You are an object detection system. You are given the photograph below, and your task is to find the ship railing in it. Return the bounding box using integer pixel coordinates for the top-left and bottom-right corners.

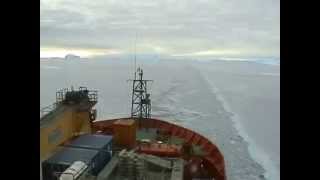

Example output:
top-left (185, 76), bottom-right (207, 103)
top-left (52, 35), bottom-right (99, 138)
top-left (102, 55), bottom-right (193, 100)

top-left (40, 102), bottom-right (58, 119)
top-left (56, 87), bottom-right (98, 104)
top-left (56, 88), bottom-right (69, 103)
top-left (41, 87), bottom-right (98, 120)
top-left (88, 90), bottom-right (98, 103)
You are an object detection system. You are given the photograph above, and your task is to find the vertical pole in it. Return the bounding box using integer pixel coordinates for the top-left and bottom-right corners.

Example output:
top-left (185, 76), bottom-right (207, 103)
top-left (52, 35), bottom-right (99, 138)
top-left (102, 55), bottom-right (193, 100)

top-left (134, 33), bottom-right (137, 80)
top-left (139, 69), bottom-right (143, 120)
top-left (131, 80), bottom-right (135, 118)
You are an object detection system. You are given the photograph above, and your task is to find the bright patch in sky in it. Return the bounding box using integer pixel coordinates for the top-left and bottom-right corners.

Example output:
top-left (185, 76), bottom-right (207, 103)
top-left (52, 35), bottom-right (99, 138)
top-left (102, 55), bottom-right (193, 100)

top-left (40, 47), bottom-right (122, 58)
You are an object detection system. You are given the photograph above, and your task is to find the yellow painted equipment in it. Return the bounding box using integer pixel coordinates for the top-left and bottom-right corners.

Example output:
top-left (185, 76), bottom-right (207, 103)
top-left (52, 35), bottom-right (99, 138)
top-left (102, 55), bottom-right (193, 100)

top-left (40, 106), bottom-right (92, 160)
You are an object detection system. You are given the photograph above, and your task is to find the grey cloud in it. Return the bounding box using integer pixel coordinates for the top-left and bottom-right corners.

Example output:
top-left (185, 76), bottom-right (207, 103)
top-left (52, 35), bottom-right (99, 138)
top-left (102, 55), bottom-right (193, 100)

top-left (40, 0), bottom-right (279, 58)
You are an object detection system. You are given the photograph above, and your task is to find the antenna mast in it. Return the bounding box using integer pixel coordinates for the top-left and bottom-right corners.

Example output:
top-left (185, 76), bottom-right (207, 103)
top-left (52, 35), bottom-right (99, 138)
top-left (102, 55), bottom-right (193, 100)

top-left (129, 68), bottom-right (153, 121)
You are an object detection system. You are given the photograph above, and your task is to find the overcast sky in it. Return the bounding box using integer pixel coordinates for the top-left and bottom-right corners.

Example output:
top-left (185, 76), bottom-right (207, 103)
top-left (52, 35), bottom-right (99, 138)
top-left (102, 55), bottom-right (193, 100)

top-left (40, 0), bottom-right (279, 59)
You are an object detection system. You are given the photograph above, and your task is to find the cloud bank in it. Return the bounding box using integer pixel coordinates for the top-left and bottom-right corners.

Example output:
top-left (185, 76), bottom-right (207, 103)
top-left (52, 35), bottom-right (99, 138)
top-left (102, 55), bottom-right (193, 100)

top-left (40, 0), bottom-right (280, 58)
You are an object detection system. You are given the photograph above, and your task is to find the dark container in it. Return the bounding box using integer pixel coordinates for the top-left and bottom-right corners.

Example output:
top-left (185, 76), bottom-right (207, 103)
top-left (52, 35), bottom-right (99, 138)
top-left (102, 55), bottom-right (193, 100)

top-left (65, 134), bottom-right (113, 152)
top-left (63, 134), bottom-right (113, 176)
top-left (42, 147), bottom-right (109, 180)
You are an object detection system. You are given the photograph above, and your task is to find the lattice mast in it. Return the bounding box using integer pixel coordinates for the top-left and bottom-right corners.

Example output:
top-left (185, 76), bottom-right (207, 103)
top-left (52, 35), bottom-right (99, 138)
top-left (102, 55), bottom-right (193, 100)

top-left (130, 67), bottom-right (152, 120)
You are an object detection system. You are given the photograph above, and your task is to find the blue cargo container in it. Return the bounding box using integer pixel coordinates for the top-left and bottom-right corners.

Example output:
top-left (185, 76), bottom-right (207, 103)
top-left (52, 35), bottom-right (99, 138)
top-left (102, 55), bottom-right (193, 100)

top-left (63, 134), bottom-right (113, 176)
top-left (42, 147), bottom-right (109, 180)
top-left (65, 134), bottom-right (113, 152)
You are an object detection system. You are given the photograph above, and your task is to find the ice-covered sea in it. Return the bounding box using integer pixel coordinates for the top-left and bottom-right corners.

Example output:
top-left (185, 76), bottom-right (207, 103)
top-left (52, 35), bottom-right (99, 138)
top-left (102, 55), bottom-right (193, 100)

top-left (40, 58), bottom-right (280, 180)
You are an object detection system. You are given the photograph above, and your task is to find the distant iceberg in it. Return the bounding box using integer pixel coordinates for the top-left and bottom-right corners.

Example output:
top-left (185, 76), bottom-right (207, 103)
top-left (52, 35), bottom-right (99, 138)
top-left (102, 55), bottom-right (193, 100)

top-left (65, 54), bottom-right (80, 60)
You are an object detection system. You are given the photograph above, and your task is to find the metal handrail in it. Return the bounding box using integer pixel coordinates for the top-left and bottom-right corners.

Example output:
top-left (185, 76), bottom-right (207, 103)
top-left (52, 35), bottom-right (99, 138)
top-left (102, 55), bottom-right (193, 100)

top-left (41, 87), bottom-right (98, 120)
top-left (40, 102), bottom-right (58, 119)
top-left (88, 90), bottom-right (98, 102)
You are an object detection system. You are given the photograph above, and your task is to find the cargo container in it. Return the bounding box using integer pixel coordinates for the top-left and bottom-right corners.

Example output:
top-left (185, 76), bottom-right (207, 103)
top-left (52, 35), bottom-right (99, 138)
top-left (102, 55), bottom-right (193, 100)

top-left (113, 119), bottom-right (136, 148)
top-left (42, 147), bottom-right (110, 180)
top-left (65, 134), bottom-right (112, 152)
top-left (63, 134), bottom-right (113, 173)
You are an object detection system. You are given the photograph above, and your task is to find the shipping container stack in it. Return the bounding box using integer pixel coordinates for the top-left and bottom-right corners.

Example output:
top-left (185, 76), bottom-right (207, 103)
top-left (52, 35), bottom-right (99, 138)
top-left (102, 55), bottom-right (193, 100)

top-left (42, 134), bottom-right (113, 180)
top-left (64, 134), bottom-right (113, 175)
top-left (42, 147), bottom-right (100, 180)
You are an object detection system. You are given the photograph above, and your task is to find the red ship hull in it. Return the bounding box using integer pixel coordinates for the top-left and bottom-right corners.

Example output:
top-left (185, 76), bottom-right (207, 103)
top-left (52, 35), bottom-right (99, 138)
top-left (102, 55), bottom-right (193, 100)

top-left (92, 118), bottom-right (226, 180)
